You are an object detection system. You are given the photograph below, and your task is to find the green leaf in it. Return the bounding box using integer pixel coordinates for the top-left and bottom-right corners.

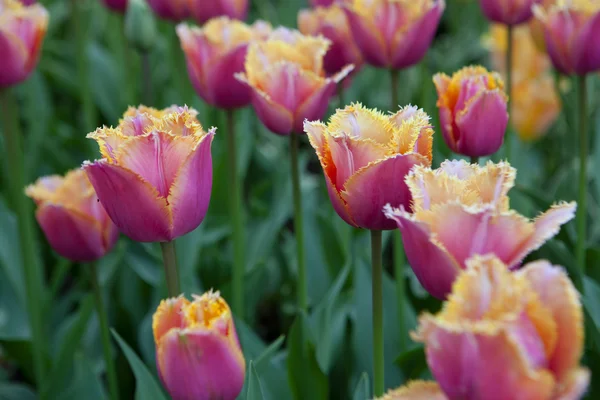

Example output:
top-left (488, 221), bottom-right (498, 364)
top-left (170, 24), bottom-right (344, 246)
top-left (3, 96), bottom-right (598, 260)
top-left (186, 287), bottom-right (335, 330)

top-left (60, 354), bottom-right (106, 400)
top-left (394, 346), bottom-right (429, 381)
top-left (112, 329), bottom-right (167, 400)
top-left (254, 335), bottom-right (285, 367)
top-left (352, 373), bottom-right (370, 400)
top-left (245, 361), bottom-right (266, 400)
top-left (0, 383), bottom-right (37, 400)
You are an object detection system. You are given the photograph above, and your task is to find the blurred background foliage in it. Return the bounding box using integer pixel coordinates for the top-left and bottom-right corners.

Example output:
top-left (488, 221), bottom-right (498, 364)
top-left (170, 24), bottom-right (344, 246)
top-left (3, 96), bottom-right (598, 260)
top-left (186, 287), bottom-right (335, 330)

top-left (1, 0), bottom-right (600, 399)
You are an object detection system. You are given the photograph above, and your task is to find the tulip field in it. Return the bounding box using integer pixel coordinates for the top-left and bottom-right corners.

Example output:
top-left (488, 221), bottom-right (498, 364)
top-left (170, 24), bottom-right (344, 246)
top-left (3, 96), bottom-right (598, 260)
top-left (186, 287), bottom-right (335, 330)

top-left (2, 0), bottom-right (600, 399)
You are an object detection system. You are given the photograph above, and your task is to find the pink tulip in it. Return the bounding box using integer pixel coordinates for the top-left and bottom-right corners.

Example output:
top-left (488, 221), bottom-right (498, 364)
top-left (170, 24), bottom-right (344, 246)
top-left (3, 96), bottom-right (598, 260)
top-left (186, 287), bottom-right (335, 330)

top-left (376, 381), bottom-right (447, 399)
top-left (148, 0), bottom-right (187, 21)
top-left (0, 0), bottom-right (48, 88)
top-left (433, 65), bottom-right (508, 157)
top-left (384, 160), bottom-right (576, 299)
top-left (480, 0), bottom-right (542, 25)
top-left (533, 1), bottom-right (600, 75)
top-left (309, 0), bottom-right (352, 8)
top-left (25, 169), bottom-right (119, 262)
top-left (84, 106), bottom-right (215, 243)
top-left (101, 0), bottom-right (127, 13)
top-left (177, 18), bottom-right (271, 109)
top-left (414, 255), bottom-right (590, 400)
top-left (343, 0), bottom-right (444, 69)
top-left (305, 104), bottom-right (433, 230)
top-left (189, 0), bottom-right (247, 24)
top-left (153, 291), bottom-right (245, 400)
top-left (236, 27), bottom-right (353, 135)
top-left (18, 0), bottom-right (35, 5)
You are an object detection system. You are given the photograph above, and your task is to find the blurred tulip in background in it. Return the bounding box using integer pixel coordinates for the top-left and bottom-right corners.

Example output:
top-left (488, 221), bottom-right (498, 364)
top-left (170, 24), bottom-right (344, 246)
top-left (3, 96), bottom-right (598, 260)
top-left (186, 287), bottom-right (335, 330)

top-left (148, 0), bottom-right (188, 21)
top-left (480, 0), bottom-right (542, 25)
top-left (376, 381), bottom-right (447, 399)
top-left (190, 0), bottom-right (247, 24)
top-left (101, 0), bottom-right (127, 13)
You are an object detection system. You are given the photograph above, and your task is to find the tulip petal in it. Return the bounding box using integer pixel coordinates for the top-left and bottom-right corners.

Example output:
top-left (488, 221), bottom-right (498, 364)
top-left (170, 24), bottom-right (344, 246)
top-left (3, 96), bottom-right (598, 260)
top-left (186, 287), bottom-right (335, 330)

top-left (84, 161), bottom-right (172, 242)
top-left (543, 12), bottom-right (578, 74)
top-left (343, 7), bottom-right (389, 67)
top-left (0, 30), bottom-right (28, 87)
top-left (205, 45), bottom-right (252, 109)
top-left (554, 368), bottom-right (591, 400)
top-left (573, 12), bottom-right (600, 74)
top-left (153, 296), bottom-right (190, 344)
top-left (379, 381), bottom-right (447, 400)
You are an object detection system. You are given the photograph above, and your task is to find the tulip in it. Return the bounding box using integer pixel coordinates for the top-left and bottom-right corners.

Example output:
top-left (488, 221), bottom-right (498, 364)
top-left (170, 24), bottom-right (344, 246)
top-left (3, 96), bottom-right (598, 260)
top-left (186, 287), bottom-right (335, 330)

top-left (343, 0), bottom-right (444, 69)
top-left (384, 160), bottom-right (576, 299)
top-left (101, 0), bottom-right (127, 13)
top-left (25, 169), bottom-right (119, 262)
top-left (153, 291), bottom-right (245, 400)
top-left (177, 18), bottom-right (271, 109)
top-left (528, 0), bottom-right (553, 50)
top-left (533, 0), bottom-right (600, 75)
top-left (236, 27), bottom-right (353, 135)
top-left (310, 0), bottom-right (349, 6)
top-left (298, 4), bottom-right (363, 76)
top-left (0, 0), bottom-right (48, 89)
top-left (480, 0), bottom-right (542, 25)
top-left (147, 0), bottom-right (187, 21)
top-left (433, 66), bottom-right (508, 157)
top-left (305, 103), bottom-right (433, 230)
top-left (377, 381), bottom-right (447, 400)
top-left (189, 0), bottom-right (247, 24)
top-left (84, 105), bottom-right (215, 243)
top-left (414, 255), bottom-right (590, 400)
top-left (19, 0), bottom-right (35, 4)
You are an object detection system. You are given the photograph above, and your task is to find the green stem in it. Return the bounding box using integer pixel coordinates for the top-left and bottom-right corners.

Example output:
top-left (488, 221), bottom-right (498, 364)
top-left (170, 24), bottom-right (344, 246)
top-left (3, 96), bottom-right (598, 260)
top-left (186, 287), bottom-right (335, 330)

top-left (470, 156), bottom-right (479, 165)
top-left (160, 241), bottom-right (180, 296)
top-left (370, 230), bottom-right (384, 396)
top-left (290, 134), bottom-right (307, 312)
top-left (390, 69), bottom-right (399, 107)
top-left (337, 83), bottom-right (345, 108)
top-left (90, 262), bottom-right (119, 400)
top-left (142, 52), bottom-right (153, 105)
top-left (72, 0), bottom-right (96, 133)
top-left (0, 88), bottom-right (47, 389)
top-left (505, 25), bottom-right (513, 161)
top-left (227, 110), bottom-right (245, 318)
top-left (576, 74), bottom-right (587, 291)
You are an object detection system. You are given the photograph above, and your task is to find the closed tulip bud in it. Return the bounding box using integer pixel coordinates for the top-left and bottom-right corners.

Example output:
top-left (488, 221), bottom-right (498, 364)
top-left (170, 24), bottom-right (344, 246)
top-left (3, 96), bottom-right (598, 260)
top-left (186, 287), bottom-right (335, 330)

top-left (384, 160), bottom-right (576, 299)
top-left (153, 291), bottom-right (245, 400)
top-left (125, 0), bottom-right (157, 53)
top-left (101, 0), bottom-right (128, 13)
top-left (480, 0), bottom-right (542, 25)
top-left (414, 255), bottom-right (590, 400)
top-left (25, 169), bottom-right (119, 262)
top-left (433, 66), bottom-right (508, 157)
top-left (0, 0), bottom-right (48, 89)
top-left (305, 103), bottom-right (433, 230)
top-left (298, 5), bottom-right (363, 76)
top-left (343, 0), bottom-right (444, 69)
top-left (147, 0), bottom-right (187, 21)
top-left (533, 0), bottom-right (600, 75)
top-left (177, 18), bottom-right (271, 109)
top-left (84, 106), bottom-right (215, 243)
top-left (190, 0), bottom-right (247, 24)
top-left (377, 381), bottom-right (447, 400)
top-left (236, 28), bottom-right (353, 135)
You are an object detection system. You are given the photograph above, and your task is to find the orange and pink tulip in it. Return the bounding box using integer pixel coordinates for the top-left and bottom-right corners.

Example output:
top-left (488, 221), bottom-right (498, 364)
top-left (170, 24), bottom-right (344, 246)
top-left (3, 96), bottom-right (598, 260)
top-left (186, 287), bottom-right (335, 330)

top-left (434, 66), bottom-right (508, 157)
top-left (189, 0), bottom-right (247, 24)
top-left (177, 18), bottom-right (271, 110)
top-left (343, 0), bottom-right (445, 69)
top-left (25, 169), bottom-right (119, 262)
top-left (153, 291), bottom-right (245, 400)
top-left (384, 160), bottom-right (576, 299)
top-left (305, 103), bottom-right (433, 230)
top-left (480, 0), bottom-right (542, 25)
top-left (414, 255), bottom-right (590, 400)
top-left (236, 28), bottom-right (353, 135)
top-left (84, 106), bottom-right (215, 243)
top-left (0, 0), bottom-right (48, 88)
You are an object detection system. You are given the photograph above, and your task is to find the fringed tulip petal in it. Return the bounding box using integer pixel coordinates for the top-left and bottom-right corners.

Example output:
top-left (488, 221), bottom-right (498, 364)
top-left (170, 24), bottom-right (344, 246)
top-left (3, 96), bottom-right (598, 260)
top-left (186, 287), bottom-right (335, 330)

top-left (377, 381), bottom-right (448, 400)
top-left (554, 368), bottom-right (591, 400)
top-left (152, 296), bottom-right (190, 343)
top-left (343, 7), bottom-right (388, 67)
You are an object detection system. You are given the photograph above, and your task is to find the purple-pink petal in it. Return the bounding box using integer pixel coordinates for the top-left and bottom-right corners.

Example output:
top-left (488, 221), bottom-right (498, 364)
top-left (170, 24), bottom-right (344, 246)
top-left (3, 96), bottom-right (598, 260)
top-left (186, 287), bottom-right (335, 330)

top-left (204, 45), bottom-right (252, 109)
top-left (249, 89), bottom-right (295, 135)
top-left (573, 12), bottom-right (600, 75)
top-left (343, 7), bottom-right (389, 67)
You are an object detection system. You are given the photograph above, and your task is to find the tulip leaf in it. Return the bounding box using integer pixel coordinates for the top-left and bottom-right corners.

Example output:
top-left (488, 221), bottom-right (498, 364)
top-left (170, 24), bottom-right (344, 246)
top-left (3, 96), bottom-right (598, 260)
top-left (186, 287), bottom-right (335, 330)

top-left (60, 354), bottom-right (106, 400)
top-left (245, 361), bottom-right (266, 400)
top-left (112, 329), bottom-right (168, 400)
top-left (393, 345), bottom-right (429, 381)
top-left (254, 335), bottom-right (285, 367)
top-left (0, 383), bottom-right (36, 400)
top-left (352, 372), bottom-right (370, 400)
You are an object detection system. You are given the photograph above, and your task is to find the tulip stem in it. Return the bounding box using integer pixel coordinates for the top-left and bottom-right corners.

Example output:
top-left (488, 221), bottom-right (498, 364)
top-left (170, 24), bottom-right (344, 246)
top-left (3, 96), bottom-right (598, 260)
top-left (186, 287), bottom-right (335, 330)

top-left (227, 110), bottom-right (245, 319)
top-left (371, 230), bottom-right (384, 396)
top-left (470, 156), bottom-right (479, 165)
top-left (0, 88), bottom-right (47, 389)
top-left (290, 134), bottom-right (307, 312)
top-left (142, 52), bottom-right (153, 105)
top-left (160, 241), bottom-right (180, 296)
top-left (576, 74), bottom-right (587, 290)
top-left (72, 0), bottom-right (96, 133)
top-left (505, 25), bottom-right (513, 162)
top-left (90, 262), bottom-right (120, 400)
top-left (337, 83), bottom-right (345, 108)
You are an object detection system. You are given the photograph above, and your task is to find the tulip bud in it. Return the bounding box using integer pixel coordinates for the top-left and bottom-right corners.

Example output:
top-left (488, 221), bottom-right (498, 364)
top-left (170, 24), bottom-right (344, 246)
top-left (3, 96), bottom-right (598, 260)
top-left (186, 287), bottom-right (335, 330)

top-left (189, 0), bottom-right (247, 24)
top-left (101, 0), bottom-right (127, 13)
top-left (153, 291), bottom-right (245, 400)
top-left (479, 0), bottom-right (542, 25)
top-left (147, 0), bottom-right (188, 21)
top-left (433, 65), bottom-right (508, 157)
top-left (125, 0), bottom-right (157, 53)
top-left (384, 160), bottom-right (576, 299)
top-left (25, 169), bottom-right (119, 262)
top-left (84, 106), bottom-right (215, 243)
top-left (0, 0), bottom-right (48, 89)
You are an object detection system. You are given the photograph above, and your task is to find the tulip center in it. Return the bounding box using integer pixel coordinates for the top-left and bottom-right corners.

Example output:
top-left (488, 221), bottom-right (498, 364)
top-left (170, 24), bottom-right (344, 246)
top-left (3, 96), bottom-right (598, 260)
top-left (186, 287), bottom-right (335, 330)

top-left (186, 292), bottom-right (229, 328)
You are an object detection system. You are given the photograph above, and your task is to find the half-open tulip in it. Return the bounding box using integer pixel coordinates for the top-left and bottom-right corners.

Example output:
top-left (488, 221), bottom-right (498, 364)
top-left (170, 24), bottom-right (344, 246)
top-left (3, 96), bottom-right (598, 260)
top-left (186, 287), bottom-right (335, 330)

top-left (189, 0), bottom-right (247, 24)
top-left (177, 18), bottom-right (271, 109)
top-left (148, 0), bottom-right (187, 21)
top-left (414, 255), bottom-right (590, 400)
top-left (480, 0), bottom-right (542, 25)
top-left (84, 106), bottom-right (215, 243)
top-left (305, 103), bottom-right (433, 230)
top-left (433, 66), bottom-right (508, 157)
top-left (0, 0), bottom-right (48, 88)
top-left (377, 381), bottom-right (447, 400)
top-left (236, 27), bottom-right (353, 135)
top-left (343, 0), bottom-right (444, 69)
top-left (533, 0), bottom-right (600, 75)
top-left (153, 291), bottom-right (245, 400)
top-left (25, 169), bottom-right (119, 262)
top-left (101, 0), bottom-right (127, 13)
top-left (384, 160), bottom-right (576, 299)
top-left (298, 4), bottom-right (363, 76)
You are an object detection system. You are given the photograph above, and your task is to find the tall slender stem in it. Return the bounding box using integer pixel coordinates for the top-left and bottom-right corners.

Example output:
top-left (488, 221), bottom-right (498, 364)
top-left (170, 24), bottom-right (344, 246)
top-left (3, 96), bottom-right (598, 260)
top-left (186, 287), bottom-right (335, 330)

top-left (290, 134), bottom-right (307, 311)
top-left (337, 83), bottom-right (345, 108)
top-left (505, 25), bottom-right (513, 161)
top-left (72, 0), bottom-right (96, 133)
top-left (227, 110), bottom-right (245, 318)
top-left (0, 88), bottom-right (47, 388)
top-left (470, 156), bottom-right (479, 165)
top-left (90, 262), bottom-right (120, 400)
top-left (142, 52), bottom-right (153, 105)
top-left (160, 241), bottom-right (180, 296)
top-left (370, 230), bottom-right (384, 396)
top-left (576, 74), bottom-right (587, 290)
